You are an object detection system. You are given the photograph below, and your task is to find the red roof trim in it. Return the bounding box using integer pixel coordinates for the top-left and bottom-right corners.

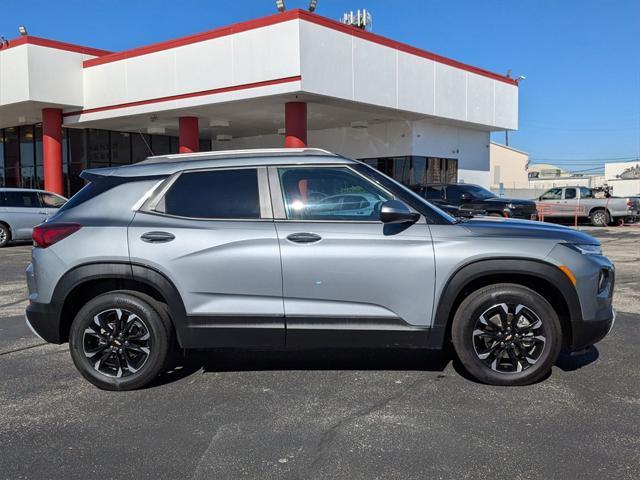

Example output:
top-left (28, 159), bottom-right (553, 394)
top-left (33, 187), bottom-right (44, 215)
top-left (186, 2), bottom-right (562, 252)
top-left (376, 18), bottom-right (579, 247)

top-left (83, 10), bottom-right (300, 68)
top-left (297, 11), bottom-right (518, 86)
top-left (81, 9), bottom-right (516, 86)
top-left (0, 35), bottom-right (112, 57)
top-left (62, 75), bottom-right (302, 118)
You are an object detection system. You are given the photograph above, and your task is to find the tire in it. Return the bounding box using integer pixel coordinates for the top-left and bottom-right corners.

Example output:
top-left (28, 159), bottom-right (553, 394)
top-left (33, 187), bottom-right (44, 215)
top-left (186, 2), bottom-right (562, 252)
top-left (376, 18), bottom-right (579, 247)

top-left (451, 283), bottom-right (562, 386)
top-left (589, 209), bottom-right (609, 227)
top-left (0, 224), bottom-right (10, 248)
top-left (69, 291), bottom-right (173, 390)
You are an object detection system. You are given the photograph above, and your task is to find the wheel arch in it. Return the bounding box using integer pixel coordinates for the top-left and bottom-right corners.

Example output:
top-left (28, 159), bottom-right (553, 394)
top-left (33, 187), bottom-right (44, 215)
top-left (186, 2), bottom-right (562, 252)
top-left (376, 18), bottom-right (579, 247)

top-left (52, 262), bottom-right (187, 345)
top-left (588, 206), bottom-right (612, 217)
top-left (427, 258), bottom-right (582, 350)
top-left (0, 220), bottom-right (12, 235)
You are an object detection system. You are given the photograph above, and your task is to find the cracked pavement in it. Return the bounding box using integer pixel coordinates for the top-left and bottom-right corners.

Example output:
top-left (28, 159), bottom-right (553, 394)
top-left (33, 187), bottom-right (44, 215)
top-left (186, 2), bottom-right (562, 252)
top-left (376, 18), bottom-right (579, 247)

top-left (0, 227), bottom-right (638, 479)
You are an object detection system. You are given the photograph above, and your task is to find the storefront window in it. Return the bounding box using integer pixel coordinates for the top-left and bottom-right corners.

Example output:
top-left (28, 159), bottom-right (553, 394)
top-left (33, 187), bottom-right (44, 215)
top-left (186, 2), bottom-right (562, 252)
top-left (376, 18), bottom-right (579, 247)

top-left (110, 131), bottom-right (131, 165)
top-left (199, 138), bottom-right (212, 152)
top-left (3, 128), bottom-right (20, 187)
top-left (68, 128), bottom-right (87, 195)
top-left (132, 133), bottom-right (152, 163)
top-left (35, 125), bottom-right (44, 190)
top-left (0, 130), bottom-right (4, 187)
top-left (361, 155), bottom-right (458, 186)
top-left (151, 135), bottom-right (171, 156)
top-left (87, 129), bottom-right (110, 168)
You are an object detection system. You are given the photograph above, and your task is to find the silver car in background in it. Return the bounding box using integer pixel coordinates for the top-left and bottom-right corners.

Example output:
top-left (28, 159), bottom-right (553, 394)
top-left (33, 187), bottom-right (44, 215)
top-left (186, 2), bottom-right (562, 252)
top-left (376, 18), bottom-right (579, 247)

top-left (0, 188), bottom-right (67, 247)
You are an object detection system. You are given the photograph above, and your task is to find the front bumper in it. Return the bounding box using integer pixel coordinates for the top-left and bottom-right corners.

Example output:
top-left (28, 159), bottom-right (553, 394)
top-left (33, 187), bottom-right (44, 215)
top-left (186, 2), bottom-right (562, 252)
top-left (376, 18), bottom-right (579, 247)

top-left (25, 301), bottom-right (64, 344)
top-left (569, 305), bottom-right (615, 351)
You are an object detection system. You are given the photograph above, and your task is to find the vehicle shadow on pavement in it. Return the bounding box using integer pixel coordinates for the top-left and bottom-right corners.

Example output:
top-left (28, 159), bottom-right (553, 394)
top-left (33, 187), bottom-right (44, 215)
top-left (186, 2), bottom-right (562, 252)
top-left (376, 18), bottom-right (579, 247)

top-left (555, 346), bottom-right (600, 372)
top-left (447, 346), bottom-right (600, 385)
top-left (152, 348), bottom-right (453, 388)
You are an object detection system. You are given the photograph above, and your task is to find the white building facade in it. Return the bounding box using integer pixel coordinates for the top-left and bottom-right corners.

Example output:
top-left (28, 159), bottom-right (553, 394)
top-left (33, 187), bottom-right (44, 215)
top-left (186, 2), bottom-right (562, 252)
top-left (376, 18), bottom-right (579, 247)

top-left (0, 9), bottom-right (518, 196)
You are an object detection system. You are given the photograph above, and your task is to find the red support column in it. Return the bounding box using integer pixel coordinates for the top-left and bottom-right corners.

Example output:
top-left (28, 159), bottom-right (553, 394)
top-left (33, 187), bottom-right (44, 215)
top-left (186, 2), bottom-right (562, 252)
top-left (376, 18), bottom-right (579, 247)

top-left (42, 108), bottom-right (64, 195)
top-left (284, 102), bottom-right (307, 148)
top-left (178, 116), bottom-right (199, 153)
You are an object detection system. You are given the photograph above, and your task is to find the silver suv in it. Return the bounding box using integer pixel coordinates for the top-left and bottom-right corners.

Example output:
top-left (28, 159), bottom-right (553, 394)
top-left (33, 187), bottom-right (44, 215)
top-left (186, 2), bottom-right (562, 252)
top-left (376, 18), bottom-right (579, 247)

top-left (0, 188), bottom-right (67, 247)
top-left (24, 149), bottom-right (615, 390)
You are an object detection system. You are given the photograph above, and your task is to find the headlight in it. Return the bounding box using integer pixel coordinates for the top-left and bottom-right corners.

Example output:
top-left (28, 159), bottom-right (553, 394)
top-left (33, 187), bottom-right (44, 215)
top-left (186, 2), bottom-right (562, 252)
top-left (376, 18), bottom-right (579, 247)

top-left (506, 203), bottom-right (515, 209)
top-left (564, 243), bottom-right (602, 255)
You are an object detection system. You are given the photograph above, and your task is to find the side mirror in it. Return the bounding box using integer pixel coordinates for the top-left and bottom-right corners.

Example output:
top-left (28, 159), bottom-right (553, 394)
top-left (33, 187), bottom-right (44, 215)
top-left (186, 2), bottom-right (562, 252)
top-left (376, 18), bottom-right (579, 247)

top-left (380, 200), bottom-right (420, 224)
top-left (460, 193), bottom-right (472, 201)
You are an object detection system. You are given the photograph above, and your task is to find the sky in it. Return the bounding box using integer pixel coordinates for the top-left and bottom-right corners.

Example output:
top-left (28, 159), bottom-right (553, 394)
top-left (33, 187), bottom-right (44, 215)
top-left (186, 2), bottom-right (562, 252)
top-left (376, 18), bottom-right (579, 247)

top-left (1, 0), bottom-right (639, 172)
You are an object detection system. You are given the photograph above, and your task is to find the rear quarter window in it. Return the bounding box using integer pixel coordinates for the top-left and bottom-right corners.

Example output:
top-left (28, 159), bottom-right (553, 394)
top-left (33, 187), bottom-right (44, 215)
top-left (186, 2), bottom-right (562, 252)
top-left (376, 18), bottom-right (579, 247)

top-left (158, 169), bottom-right (261, 219)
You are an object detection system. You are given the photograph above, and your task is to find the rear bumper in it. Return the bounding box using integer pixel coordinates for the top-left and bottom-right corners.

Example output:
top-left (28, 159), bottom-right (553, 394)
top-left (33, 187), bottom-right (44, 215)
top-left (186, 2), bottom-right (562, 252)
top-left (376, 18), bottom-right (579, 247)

top-left (25, 301), bottom-right (63, 344)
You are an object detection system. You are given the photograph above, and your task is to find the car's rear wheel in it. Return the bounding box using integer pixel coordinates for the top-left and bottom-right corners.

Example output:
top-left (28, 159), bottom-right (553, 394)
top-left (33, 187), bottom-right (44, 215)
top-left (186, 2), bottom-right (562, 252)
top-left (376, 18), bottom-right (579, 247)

top-left (69, 291), bottom-right (173, 390)
top-left (451, 284), bottom-right (562, 386)
top-left (590, 209), bottom-right (609, 227)
top-left (0, 224), bottom-right (10, 248)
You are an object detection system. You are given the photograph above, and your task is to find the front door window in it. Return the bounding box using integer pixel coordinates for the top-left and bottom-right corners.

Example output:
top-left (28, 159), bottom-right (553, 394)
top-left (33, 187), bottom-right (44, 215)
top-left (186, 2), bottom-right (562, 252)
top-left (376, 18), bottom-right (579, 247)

top-left (278, 167), bottom-right (392, 221)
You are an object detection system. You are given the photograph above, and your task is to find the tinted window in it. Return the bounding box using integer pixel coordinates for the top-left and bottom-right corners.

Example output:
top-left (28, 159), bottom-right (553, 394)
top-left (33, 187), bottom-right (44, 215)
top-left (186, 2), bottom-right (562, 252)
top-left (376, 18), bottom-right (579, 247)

top-left (564, 188), bottom-right (577, 200)
top-left (278, 167), bottom-right (391, 221)
top-left (40, 192), bottom-right (66, 208)
top-left (162, 169), bottom-right (260, 219)
top-left (4, 191), bottom-right (41, 208)
top-left (445, 185), bottom-right (464, 202)
top-left (424, 186), bottom-right (444, 199)
top-left (541, 188), bottom-right (562, 200)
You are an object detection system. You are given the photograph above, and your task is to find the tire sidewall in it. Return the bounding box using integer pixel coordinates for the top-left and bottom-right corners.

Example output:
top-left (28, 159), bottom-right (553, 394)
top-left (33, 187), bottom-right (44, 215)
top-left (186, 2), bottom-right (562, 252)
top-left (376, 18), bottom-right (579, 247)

top-left (0, 224), bottom-right (10, 247)
top-left (69, 292), bottom-right (170, 391)
top-left (590, 210), bottom-right (608, 227)
top-left (452, 284), bottom-right (562, 386)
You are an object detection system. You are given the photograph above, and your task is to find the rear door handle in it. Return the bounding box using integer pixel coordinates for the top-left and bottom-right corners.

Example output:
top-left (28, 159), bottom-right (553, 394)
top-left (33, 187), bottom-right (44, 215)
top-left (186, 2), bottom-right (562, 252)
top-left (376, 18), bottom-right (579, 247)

top-left (286, 232), bottom-right (322, 244)
top-left (141, 231), bottom-right (175, 243)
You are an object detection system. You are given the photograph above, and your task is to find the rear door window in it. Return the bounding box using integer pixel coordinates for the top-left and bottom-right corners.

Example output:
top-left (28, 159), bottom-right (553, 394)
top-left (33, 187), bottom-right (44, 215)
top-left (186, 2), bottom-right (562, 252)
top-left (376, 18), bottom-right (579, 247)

top-left (4, 191), bottom-right (42, 208)
top-left (564, 188), bottom-right (577, 200)
top-left (159, 168), bottom-right (261, 219)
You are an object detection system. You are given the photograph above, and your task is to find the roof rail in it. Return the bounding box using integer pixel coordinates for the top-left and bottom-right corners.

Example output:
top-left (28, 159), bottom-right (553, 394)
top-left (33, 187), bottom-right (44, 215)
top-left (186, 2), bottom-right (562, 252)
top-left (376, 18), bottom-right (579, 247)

top-left (143, 147), bottom-right (336, 162)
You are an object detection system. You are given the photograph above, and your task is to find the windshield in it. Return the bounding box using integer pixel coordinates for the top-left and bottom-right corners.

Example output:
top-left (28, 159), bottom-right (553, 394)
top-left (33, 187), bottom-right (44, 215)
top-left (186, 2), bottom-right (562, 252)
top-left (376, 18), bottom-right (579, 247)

top-left (353, 163), bottom-right (456, 224)
top-left (461, 185), bottom-right (496, 200)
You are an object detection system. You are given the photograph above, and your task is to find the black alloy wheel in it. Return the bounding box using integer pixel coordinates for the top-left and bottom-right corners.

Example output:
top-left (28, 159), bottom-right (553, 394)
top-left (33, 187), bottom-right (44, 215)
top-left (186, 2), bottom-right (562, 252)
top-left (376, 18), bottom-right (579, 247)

top-left (452, 283), bottom-right (562, 386)
top-left (69, 291), bottom-right (173, 390)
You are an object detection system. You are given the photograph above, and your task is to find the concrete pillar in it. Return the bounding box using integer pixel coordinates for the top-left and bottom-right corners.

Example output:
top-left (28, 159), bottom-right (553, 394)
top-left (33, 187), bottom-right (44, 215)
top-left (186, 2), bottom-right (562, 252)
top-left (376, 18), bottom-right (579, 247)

top-left (284, 102), bottom-right (307, 148)
top-left (178, 116), bottom-right (199, 153)
top-left (42, 108), bottom-right (64, 195)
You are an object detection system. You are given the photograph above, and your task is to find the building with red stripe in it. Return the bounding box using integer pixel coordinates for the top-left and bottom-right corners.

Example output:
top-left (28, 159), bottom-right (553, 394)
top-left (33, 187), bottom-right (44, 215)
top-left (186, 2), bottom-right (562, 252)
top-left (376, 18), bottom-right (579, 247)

top-left (0, 9), bottom-right (518, 196)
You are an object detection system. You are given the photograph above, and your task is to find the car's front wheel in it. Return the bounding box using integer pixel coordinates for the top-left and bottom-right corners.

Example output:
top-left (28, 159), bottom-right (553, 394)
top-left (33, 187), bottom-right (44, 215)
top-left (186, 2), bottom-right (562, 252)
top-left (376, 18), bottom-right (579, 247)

top-left (451, 284), bottom-right (562, 386)
top-left (69, 291), bottom-right (173, 390)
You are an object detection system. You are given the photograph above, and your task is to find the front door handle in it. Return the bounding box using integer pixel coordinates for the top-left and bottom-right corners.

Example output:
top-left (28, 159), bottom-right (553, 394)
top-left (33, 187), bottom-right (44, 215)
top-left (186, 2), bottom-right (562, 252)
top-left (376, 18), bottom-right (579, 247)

top-left (141, 231), bottom-right (175, 243)
top-left (286, 232), bottom-right (322, 244)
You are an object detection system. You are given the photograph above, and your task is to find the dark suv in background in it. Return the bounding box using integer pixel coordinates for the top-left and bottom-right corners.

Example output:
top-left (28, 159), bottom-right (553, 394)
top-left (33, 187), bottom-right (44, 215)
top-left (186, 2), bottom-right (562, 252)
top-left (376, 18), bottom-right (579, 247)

top-left (413, 183), bottom-right (538, 219)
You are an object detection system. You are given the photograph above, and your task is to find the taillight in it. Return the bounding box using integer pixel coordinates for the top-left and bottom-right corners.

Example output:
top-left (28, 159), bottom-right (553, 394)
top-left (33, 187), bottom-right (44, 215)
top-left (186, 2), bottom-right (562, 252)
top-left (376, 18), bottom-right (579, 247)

top-left (627, 199), bottom-right (632, 208)
top-left (32, 223), bottom-right (82, 248)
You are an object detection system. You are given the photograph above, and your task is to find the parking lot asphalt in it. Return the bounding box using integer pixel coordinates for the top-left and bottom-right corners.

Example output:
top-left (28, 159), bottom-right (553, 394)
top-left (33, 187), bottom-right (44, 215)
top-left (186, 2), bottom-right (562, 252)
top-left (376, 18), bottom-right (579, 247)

top-left (1, 227), bottom-right (639, 479)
